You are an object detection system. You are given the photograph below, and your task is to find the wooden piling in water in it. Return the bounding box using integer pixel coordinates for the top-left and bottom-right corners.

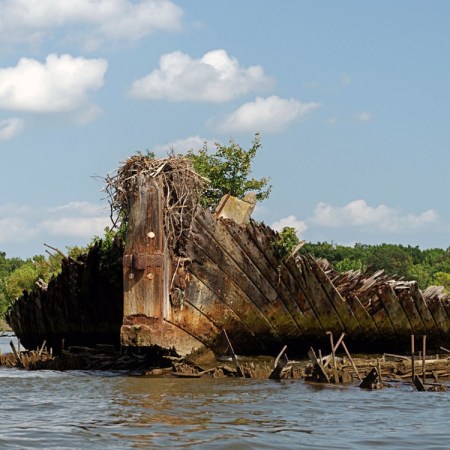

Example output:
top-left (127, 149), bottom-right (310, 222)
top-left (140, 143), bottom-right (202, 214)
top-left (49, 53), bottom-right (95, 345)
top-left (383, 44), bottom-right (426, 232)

top-left (422, 335), bottom-right (426, 385)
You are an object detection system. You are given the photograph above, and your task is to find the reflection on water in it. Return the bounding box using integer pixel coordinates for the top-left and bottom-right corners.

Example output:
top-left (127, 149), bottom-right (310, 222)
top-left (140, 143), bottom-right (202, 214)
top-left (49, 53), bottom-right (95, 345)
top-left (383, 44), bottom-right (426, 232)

top-left (0, 335), bottom-right (449, 449)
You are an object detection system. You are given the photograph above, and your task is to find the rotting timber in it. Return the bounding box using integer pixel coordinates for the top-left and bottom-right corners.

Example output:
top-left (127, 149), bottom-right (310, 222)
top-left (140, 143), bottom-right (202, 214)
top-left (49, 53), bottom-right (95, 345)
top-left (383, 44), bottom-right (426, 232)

top-left (6, 240), bottom-right (123, 353)
top-left (6, 155), bottom-right (450, 358)
top-left (111, 155), bottom-right (450, 357)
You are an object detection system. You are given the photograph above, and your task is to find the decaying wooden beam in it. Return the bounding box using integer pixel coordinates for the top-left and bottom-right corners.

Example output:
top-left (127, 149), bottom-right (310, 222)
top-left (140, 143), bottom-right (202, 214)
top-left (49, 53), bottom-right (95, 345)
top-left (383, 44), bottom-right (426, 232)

top-left (268, 345), bottom-right (289, 380)
top-left (222, 329), bottom-right (244, 378)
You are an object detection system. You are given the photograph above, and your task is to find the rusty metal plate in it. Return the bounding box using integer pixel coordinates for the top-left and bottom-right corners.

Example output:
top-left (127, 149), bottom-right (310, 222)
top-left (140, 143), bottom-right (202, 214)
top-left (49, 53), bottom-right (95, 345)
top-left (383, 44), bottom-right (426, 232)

top-left (133, 253), bottom-right (165, 270)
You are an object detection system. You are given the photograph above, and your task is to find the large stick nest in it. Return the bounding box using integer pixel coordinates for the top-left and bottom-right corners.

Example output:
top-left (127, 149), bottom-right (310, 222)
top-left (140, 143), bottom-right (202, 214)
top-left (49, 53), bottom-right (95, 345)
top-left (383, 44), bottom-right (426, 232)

top-left (103, 154), bottom-right (208, 249)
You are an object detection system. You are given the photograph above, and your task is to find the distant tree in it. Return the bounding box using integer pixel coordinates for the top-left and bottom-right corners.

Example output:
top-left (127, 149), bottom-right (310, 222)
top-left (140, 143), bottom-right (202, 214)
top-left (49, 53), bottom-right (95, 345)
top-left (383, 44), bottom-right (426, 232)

top-left (430, 272), bottom-right (450, 293)
top-left (335, 257), bottom-right (366, 272)
top-left (299, 241), bottom-right (450, 290)
top-left (364, 244), bottom-right (414, 278)
top-left (0, 252), bottom-right (25, 317)
top-left (189, 133), bottom-right (271, 208)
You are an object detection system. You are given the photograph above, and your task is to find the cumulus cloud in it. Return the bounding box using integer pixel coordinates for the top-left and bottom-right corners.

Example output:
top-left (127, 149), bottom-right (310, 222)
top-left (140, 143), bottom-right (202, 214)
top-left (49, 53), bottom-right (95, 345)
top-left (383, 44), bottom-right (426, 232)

top-left (0, 54), bottom-right (107, 120)
top-left (40, 217), bottom-right (109, 237)
top-left (327, 116), bottom-right (337, 125)
top-left (339, 73), bottom-right (351, 86)
top-left (0, 201), bottom-right (110, 244)
top-left (151, 135), bottom-right (216, 155)
top-left (311, 199), bottom-right (438, 232)
top-left (0, 217), bottom-right (38, 243)
top-left (0, 117), bottom-right (24, 140)
top-left (355, 112), bottom-right (372, 123)
top-left (217, 96), bottom-right (320, 133)
top-left (49, 201), bottom-right (107, 216)
top-left (0, 0), bottom-right (183, 48)
top-left (129, 49), bottom-right (271, 102)
top-left (272, 215), bottom-right (308, 236)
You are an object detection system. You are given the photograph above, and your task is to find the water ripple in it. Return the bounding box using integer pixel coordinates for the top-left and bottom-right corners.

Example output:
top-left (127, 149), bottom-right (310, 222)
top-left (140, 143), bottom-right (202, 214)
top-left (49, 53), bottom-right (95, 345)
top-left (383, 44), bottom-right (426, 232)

top-left (0, 366), bottom-right (448, 449)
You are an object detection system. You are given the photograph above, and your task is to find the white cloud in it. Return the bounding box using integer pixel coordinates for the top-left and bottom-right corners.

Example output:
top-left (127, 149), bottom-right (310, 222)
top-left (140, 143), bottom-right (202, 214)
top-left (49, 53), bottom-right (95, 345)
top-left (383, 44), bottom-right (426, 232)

top-left (0, 217), bottom-right (38, 243)
top-left (129, 49), bottom-right (271, 102)
top-left (311, 199), bottom-right (439, 232)
top-left (40, 217), bottom-right (109, 237)
top-left (0, 117), bottom-right (24, 140)
top-left (339, 73), bottom-right (351, 86)
top-left (0, 201), bottom-right (110, 244)
top-left (355, 111), bottom-right (372, 123)
top-left (152, 135), bottom-right (216, 155)
top-left (272, 215), bottom-right (308, 236)
top-left (327, 116), bottom-right (337, 125)
top-left (0, 0), bottom-right (183, 48)
top-left (217, 96), bottom-right (320, 133)
top-left (0, 54), bottom-right (107, 120)
top-left (49, 201), bottom-right (107, 216)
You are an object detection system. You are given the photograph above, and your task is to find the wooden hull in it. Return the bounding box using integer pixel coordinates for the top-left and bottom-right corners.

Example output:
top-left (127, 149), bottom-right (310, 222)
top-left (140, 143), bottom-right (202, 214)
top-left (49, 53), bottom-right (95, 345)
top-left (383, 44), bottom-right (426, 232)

top-left (7, 157), bottom-right (450, 357)
top-left (121, 191), bottom-right (450, 355)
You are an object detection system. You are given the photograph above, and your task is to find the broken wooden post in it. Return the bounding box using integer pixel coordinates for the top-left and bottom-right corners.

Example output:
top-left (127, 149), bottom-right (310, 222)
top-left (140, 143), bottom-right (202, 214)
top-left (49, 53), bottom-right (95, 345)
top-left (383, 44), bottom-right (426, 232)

top-left (10, 341), bottom-right (23, 368)
top-left (307, 347), bottom-right (330, 383)
top-left (422, 335), bottom-right (426, 385)
top-left (413, 375), bottom-right (426, 392)
top-left (341, 340), bottom-right (362, 381)
top-left (332, 332), bottom-right (346, 354)
top-left (38, 340), bottom-right (47, 356)
top-left (359, 368), bottom-right (383, 389)
top-left (222, 329), bottom-right (244, 378)
top-left (268, 345), bottom-right (289, 380)
top-left (411, 334), bottom-right (415, 383)
top-left (326, 331), bottom-right (339, 383)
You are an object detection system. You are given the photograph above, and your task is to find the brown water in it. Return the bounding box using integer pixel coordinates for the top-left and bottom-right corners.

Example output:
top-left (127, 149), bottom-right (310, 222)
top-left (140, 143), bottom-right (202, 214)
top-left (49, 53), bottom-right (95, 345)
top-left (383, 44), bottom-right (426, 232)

top-left (0, 336), bottom-right (449, 449)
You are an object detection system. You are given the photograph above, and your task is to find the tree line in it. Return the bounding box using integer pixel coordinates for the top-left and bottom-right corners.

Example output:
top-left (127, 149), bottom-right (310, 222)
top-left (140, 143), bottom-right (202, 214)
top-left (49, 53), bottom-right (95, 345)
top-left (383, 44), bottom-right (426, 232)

top-left (298, 241), bottom-right (450, 291)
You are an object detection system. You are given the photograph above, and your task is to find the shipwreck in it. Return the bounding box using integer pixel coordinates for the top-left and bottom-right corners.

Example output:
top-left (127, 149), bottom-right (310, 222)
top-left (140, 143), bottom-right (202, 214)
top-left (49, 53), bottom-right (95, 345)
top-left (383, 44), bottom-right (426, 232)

top-left (6, 155), bottom-right (450, 357)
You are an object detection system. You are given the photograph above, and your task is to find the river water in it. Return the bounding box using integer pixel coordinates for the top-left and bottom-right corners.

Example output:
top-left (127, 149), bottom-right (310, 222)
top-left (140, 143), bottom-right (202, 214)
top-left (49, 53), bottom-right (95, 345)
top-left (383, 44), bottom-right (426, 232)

top-left (0, 335), bottom-right (449, 449)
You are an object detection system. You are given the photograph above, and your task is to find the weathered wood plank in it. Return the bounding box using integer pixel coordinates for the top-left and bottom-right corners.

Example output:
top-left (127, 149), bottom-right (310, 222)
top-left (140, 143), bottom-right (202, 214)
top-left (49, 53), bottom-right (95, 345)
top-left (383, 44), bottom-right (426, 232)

top-left (293, 256), bottom-right (344, 333)
top-left (124, 178), bottom-right (165, 319)
top-left (191, 215), bottom-right (297, 341)
top-left (186, 238), bottom-right (280, 351)
top-left (345, 293), bottom-right (380, 339)
top-left (247, 221), bottom-right (324, 337)
top-left (365, 294), bottom-right (396, 337)
top-left (409, 284), bottom-right (441, 338)
top-left (427, 299), bottom-right (450, 338)
top-left (306, 255), bottom-right (362, 337)
top-left (377, 285), bottom-right (413, 337)
top-left (396, 287), bottom-right (427, 335)
top-left (181, 274), bottom-right (265, 353)
top-left (222, 218), bottom-right (309, 336)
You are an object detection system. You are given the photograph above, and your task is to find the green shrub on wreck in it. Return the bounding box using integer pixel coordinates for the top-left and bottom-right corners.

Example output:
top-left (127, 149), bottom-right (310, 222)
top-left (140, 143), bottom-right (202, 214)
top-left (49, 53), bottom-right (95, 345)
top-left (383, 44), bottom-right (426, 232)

top-left (188, 133), bottom-right (272, 209)
top-left (273, 227), bottom-right (300, 260)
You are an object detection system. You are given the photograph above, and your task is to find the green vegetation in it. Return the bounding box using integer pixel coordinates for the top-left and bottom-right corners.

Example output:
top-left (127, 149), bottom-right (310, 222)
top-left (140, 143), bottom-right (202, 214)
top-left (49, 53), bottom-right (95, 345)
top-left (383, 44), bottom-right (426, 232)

top-left (298, 242), bottom-right (450, 291)
top-left (188, 133), bottom-right (272, 208)
top-left (273, 227), bottom-right (300, 259)
top-left (0, 251), bottom-right (25, 319)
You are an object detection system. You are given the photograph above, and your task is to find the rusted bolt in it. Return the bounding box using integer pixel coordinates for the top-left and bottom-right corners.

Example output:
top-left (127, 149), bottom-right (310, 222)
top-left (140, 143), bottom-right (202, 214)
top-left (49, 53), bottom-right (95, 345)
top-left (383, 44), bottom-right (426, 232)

top-left (128, 272), bottom-right (135, 280)
top-left (147, 231), bottom-right (155, 239)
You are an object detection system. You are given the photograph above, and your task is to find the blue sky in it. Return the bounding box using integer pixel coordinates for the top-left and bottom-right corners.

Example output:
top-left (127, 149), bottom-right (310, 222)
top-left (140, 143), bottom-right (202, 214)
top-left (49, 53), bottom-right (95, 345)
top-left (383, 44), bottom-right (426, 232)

top-left (1, 0), bottom-right (450, 258)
